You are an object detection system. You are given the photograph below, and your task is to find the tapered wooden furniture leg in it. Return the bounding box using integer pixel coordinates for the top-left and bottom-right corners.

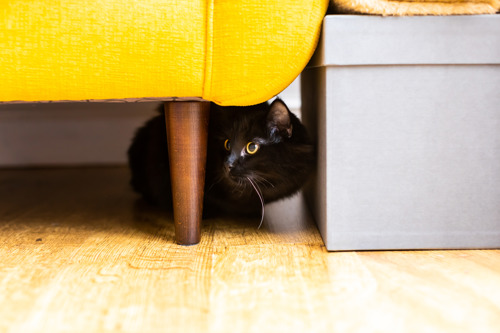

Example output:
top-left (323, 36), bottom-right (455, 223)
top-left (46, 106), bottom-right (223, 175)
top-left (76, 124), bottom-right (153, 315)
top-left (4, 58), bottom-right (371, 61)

top-left (164, 101), bottom-right (210, 245)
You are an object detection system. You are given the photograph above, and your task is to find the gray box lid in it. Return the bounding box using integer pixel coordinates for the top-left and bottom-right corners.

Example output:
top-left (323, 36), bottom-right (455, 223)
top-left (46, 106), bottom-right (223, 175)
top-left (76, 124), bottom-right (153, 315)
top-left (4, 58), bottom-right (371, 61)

top-left (310, 15), bottom-right (500, 66)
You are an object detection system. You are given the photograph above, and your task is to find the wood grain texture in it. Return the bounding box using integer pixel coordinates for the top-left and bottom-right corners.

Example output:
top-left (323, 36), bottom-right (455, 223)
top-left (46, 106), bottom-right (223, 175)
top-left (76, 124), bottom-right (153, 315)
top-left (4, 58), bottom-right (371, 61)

top-left (0, 167), bottom-right (499, 333)
top-left (164, 101), bottom-right (210, 245)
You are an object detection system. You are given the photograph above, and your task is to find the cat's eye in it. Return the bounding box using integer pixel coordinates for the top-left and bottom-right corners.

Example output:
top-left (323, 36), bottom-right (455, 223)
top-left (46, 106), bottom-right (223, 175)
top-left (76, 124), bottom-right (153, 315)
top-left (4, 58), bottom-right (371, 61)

top-left (246, 142), bottom-right (260, 155)
top-left (224, 139), bottom-right (231, 151)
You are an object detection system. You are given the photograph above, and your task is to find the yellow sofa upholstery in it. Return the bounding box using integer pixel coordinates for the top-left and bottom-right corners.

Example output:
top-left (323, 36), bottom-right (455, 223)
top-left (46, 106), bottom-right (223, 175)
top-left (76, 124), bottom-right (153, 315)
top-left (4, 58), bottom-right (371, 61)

top-left (0, 0), bottom-right (328, 105)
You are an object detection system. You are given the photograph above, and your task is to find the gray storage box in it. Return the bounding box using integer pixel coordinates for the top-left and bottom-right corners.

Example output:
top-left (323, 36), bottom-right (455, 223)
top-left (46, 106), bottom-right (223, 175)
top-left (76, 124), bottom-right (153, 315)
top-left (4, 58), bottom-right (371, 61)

top-left (301, 15), bottom-right (500, 251)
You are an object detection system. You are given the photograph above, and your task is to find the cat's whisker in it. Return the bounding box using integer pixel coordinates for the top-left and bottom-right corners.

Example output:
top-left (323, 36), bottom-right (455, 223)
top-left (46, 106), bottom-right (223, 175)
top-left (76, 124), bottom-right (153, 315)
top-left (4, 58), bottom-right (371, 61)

top-left (253, 175), bottom-right (275, 189)
top-left (263, 180), bottom-right (275, 188)
top-left (246, 177), bottom-right (265, 229)
top-left (207, 174), bottom-right (224, 192)
top-left (230, 178), bottom-right (248, 196)
top-left (254, 179), bottom-right (267, 190)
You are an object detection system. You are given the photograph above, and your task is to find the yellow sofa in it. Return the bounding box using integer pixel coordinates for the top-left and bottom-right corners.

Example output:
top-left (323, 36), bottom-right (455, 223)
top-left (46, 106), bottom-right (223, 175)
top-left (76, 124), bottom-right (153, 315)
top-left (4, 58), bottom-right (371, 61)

top-left (0, 0), bottom-right (328, 244)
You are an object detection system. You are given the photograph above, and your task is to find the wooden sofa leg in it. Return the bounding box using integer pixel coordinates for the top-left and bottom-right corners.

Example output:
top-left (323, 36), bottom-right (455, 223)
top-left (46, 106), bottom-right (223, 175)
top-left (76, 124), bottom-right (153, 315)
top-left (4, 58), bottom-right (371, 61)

top-left (164, 101), bottom-right (210, 245)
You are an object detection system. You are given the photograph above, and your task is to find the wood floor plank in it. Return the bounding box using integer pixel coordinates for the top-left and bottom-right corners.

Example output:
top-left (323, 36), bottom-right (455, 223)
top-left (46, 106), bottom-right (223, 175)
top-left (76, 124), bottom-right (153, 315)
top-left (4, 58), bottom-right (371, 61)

top-left (0, 167), bottom-right (499, 333)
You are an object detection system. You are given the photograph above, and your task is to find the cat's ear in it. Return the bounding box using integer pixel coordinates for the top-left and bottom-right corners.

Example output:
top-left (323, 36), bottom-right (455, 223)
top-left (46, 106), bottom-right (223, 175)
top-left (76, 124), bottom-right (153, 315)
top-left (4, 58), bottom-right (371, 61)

top-left (267, 98), bottom-right (292, 140)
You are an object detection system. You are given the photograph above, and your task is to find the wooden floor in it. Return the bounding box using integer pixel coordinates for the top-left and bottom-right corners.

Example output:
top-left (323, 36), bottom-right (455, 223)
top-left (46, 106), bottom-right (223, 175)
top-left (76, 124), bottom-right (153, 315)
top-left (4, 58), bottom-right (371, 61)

top-left (1, 167), bottom-right (499, 333)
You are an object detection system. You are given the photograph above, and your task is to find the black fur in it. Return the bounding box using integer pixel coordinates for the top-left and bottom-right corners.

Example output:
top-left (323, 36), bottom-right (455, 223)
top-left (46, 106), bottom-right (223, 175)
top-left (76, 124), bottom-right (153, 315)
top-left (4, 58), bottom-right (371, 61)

top-left (127, 99), bottom-right (315, 218)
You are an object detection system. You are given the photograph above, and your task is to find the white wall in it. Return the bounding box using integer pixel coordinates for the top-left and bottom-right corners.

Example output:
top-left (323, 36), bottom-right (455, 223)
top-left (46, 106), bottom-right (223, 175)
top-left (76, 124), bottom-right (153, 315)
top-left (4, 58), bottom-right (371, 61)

top-left (0, 77), bottom-right (301, 167)
top-left (275, 75), bottom-right (301, 111)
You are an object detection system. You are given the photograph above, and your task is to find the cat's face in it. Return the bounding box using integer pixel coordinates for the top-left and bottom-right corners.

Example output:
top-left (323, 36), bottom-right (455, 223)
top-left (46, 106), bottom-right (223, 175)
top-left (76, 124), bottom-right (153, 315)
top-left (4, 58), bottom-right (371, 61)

top-left (207, 99), bottom-right (312, 202)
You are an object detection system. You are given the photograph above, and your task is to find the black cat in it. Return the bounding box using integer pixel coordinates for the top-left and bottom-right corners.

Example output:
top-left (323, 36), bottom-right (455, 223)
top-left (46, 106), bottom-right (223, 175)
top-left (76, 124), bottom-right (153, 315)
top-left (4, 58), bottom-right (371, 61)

top-left (128, 99), bottom-right (315, 221)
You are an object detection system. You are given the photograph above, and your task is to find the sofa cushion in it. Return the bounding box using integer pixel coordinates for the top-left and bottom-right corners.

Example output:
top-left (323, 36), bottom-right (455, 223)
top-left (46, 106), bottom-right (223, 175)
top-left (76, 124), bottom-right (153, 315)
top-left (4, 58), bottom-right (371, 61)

top-left (0, 0), bottom-right (328, 106)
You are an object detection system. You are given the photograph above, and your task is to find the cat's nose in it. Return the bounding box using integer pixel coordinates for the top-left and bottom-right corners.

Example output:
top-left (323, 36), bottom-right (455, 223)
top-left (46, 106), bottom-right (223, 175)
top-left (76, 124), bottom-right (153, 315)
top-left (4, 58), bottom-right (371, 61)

top-left (226, 155), bottom-right (237, 171)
